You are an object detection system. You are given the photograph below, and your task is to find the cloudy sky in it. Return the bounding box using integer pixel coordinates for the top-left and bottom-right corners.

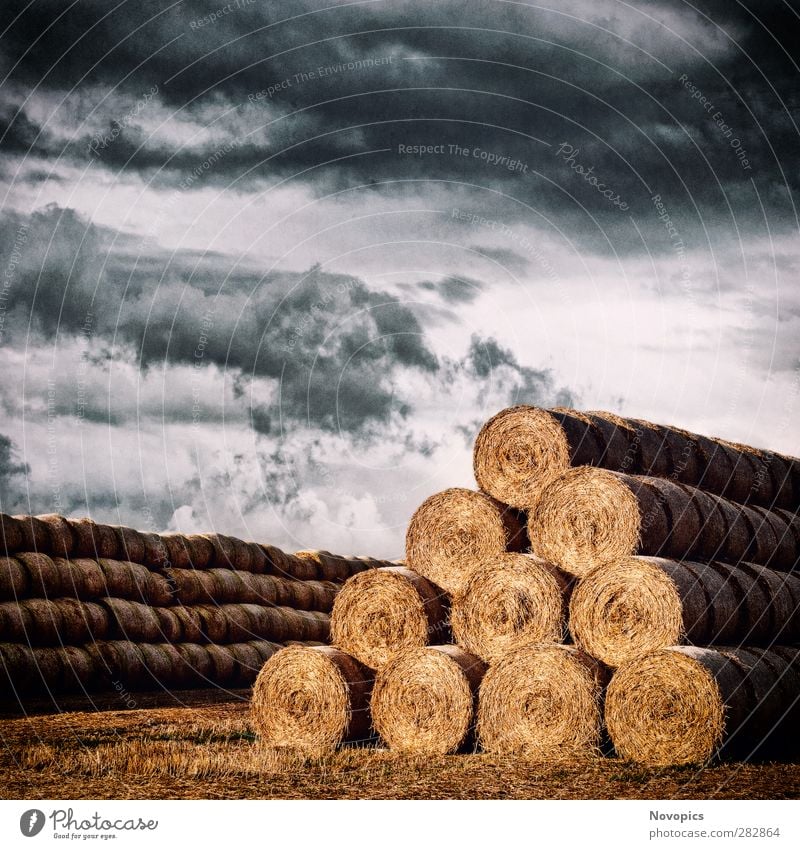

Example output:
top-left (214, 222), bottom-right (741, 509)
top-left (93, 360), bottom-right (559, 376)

top-left (0, 0), bottom-right (798, 556)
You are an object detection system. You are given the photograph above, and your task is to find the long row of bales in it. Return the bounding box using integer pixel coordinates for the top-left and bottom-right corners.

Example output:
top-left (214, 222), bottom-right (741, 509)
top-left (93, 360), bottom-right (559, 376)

top-left (251, 406), bottom-right (800, 766)
top-left (0, 513), bottom-right (398, 701)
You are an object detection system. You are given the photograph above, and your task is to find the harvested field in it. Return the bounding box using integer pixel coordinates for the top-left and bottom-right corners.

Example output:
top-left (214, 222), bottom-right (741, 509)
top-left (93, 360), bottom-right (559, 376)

top-left (0, 695), bottom-right (798, 799)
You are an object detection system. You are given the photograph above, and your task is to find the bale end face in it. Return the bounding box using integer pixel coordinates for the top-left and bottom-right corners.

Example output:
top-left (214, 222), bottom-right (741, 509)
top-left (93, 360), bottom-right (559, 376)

top-left (527, 466), bottom-right (640, 576)
top-left (477, 644), bottom-right (606, 760)
top-left (451, 553), bottom-right (569, 663)
top-left (330, 567), bottom-right (447, 669)
top-left (473, 406), bottom-right (571, 509)
top-left (605, 649), bottom-right (725, 766)
top-left (371, 645), bottom-right (485, 755)
top-left (569, 557), bottom-right (683, 668)
top-left (250, 645), bottom-right (372, 753)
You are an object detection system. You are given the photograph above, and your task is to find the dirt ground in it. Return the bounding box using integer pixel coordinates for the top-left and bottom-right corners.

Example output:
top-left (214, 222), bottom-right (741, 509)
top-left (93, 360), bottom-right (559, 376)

top-left (1, 690), bottom-right (798, 800)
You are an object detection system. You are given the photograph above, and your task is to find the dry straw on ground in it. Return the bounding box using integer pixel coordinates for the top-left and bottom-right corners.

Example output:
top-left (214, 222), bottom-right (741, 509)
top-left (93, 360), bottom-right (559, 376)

top-left (605, 646), bottom-right (800, 766)
top-left (477, 644), bottom-right (607, 760)
top-left (450, 553), bottom-right (570, 663)
top-left (330, 566), bottom-right (449, 669)
top-left (405, 488), bottom-right (525, 594)
top-left (371, 645), bottom-right (486, 754)
top-left (528, 466), bottom-right (800, 576)
top-left (570, 557), bottom-right (800, 667)
top-left (251, 645), bottom-right (372, 752)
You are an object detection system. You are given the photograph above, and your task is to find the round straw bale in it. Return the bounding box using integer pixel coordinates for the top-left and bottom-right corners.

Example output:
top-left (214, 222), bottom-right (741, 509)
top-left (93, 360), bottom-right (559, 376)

top-left (372, 645), bottom-right (485, 754)
top-left (605, 646), bottom-right (748, 765)
top-left (261, 545), bottom-right (312, 580)
top-left (294, 550), bottom-right (349, 582)
top-left (451, 554), bottom-right (569, 663)
top-left (731, 562), bottom-right (788, 642)
top-left (170, 605), bottom-right (204, 643)
top-left (152, 606), bottom-right (183, 643)
top-left (717, 440), bottom-right (763, 505)
top-left (585, 410), bottom-right (638, 470)
top-left (284, 579), bottom-right (316, 611)
top-left (113, 526), bottom-right (146, 565)
top-left (626, 419), bottom-right (671, 478)
top-left (32, 647), bottom-right (69, 693)
top-left (23, 598), bottom-right (64, 644)
top-left (196, 605), bottom-right (230, 643)
top-left (310, 580), bottom-right (339, 614)
top-left (246, 542), bottom-right (268, 574)
top-left (162, 534), bottom-right (193, 570)
top-left (569, 558), bottom-right (710, 667)
top-left (55, 598), bottom-right (110, 643)
top-left (141, 533), bottom-right (170, 568)
top-left (175, 642), bottom-right (214, 685)
top-left (144, 570), bottom-right (175, 606)
top-left (13, 515), bottom-right (52, 552)
top-left (16, 552), bottom-right (63, 596)
top-left (137, 643), bottom-right (178, 689)
top-left (662, 427), bottom-right (703, 485)
top-left (36, 514), bottom-right (76, 557)
top-left (102, 641), bottom-right (149, 688)
top-left (163, 567), bottom-right (204, 604)
top-left (304, 609), bottom-right (331, 643)
top-left (473, 406), bottom-right (595, 508)
top-left (477, 644), bottom-right (606, 758)
top-left (707, 496), bottom-right (751, 564)
top-left (0, 642), bottom-right (38, 694)
top-left (692, 434), bottom-right (735, 495)
top-left (0, 601), bottom-right (33, 642)
top-left (528, 468), bottom-right (641, 576)
top-left (202, 534), bottom-right (236, 569)
top-left (182, 534), bottom-right (215, 568)
top-left (103, 598), bottom-right (162, 642)
top-left (67, 518), bottom-right (109, 558)
top-left (218, 604), bottom-right (254, 643)
top-left (406, 488), bottom-right (525, 594)
top-left (749, 506), bottom-right (795, 569)
top-left (0, 514), bottom-right (24, 553)
top-left (206, 644), bottom-right (237, 685)
top-left (645, 478), bottom-right (705, 557)
top-left (249, 638), bottom-right (283, 666)
top-left (229, 537), bottom-right (254, 572)
top-left (331, 567), bottom-right (448, 669)
top-left (61, 645), bottom-right (96, 691)
top-left (210, 568), bottom-right (250, 602)
top-left (97, 559), bottom-right (140, 599)
top-left (227, 641), bottom-right (265, 686)
top-left (239, 572), bottom-right (276, 605)
top-left (239, 605), bottom-right (285, 642)
top-left (251, 645), bottom-right (373, 751)
top-left (0, 556), bottom-right (29, 600)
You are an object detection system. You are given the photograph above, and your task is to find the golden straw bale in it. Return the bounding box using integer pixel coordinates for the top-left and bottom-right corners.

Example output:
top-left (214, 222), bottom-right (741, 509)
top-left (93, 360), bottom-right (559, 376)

top-left (294, 550), bottom-right (354, 582)
top-left (195, 605), bottom-right (230, 643)
top-left (0, 557), bottom-right (29, 600)
top-left (162, 534), bottom-right (193, 569)
top-left (406, 488), bottom-right (525, 594)
top-left (477, 644), bottom-right (607, 759)
top-left (113, 526), bottom-right (146, 565)
top-left (162, 567), bottom-right (206, 604)
top-left (473, 406), bottom-right (603, 508)
top-left (528, 467), bottom-right (799, 576)
top-left (246, 542), bottom-right (268, 573)
top-left (261, 545), bottom-right (316, 581)
top-left (16, 552), bottom-right (63, 596)
top-left (220, 604), bottom-right (256, 643)
top-left (331, 567), bottom-right (449, 669)
top-left (251, 645), bottom-right (373, 751)
top-left (451, 554), bottom-right (570, 663)
top-left (585, 410), bottom-right (638, 471)
top-left (12, 515), bottom-right (52, 552)
top-left (0, 514), bottom-right (24, 553)
top-left (202, 534), bottom-right (237, 569)
top-left (605, 646), bottom-right (800, 765)
top-left (141, 533), bottom-right (170, 569)
top-left (68, 518), bottom-right (118, 559)
top-left (372, 645), bottom-right (485, 754)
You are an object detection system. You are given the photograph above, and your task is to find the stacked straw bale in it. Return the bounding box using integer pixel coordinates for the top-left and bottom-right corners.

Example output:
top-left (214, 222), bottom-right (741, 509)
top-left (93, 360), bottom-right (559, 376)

top-left (0, 515), bottom-right (399, 703)
top-left (473, 405), bottom-right (800, 510)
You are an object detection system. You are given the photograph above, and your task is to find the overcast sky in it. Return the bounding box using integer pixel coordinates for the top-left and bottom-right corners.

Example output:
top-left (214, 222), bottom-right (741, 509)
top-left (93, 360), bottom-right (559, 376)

top-left (1, 0), bottom-right (798, 556)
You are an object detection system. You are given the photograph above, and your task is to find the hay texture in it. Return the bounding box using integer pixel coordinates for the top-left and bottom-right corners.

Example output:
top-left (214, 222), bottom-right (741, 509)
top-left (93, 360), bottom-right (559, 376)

top-left (473, 406), bottom-right (800, 510)
top-left (330, 567), bottom-right (449, 669)
top-left (477, 644), bottom-right (607, 759)
top-left (371, 645), bottom-right (486, 754)
top-left (605, 646), bottom-right (800, 765)
top-left (570, 557), bottom-right (800, 667)
top-left (251, 645), bottom-right (373, 751)
top-left (451, 553), bottom-right (570, 663)
top-left (528, 467), bottom-right (799, 576)
top-left (406, 488), bottom-right (525, 594)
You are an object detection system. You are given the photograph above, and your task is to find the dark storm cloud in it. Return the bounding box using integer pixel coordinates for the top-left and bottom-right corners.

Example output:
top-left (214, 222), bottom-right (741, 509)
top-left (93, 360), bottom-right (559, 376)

top-left (0, 434), bottom-right (28, 512)
top-left (2, 1), bottom-right (798, 253)
top-left (0, 205), bottom-right (439, 433)
top-left (416, 274), bottom-right (486, 304)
